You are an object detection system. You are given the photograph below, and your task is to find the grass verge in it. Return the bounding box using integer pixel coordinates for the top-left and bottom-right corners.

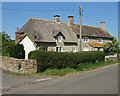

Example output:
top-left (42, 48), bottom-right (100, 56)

top-left (1, 60), bottom-right (118, 77)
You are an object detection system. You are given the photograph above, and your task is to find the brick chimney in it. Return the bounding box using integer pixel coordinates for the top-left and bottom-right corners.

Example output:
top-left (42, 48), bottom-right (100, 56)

top-left (100, 22), bottom-right (105, 30)
top-left (15, 27), bottom-right (20, 43)
top-left (68, 16), bottom-right (74, 25)
top-left (54, 15), bottom-right (60, 23)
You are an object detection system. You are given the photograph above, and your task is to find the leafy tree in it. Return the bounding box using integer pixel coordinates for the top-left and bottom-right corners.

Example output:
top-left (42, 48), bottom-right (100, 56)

top-left (103, 36), bottom-right (119, 55)
top-left (1, 31), bottom-right (14, 56)
top-left (2, 31), bottom-right (14, 47)
top-left (1, 31), bottom-right (25, 59)
top-left (0, 32), bottom-right (2, 54)
top-left (7, 44), bottom-right (25, 59)
top-left (2, 31), bottom-right (11, 42)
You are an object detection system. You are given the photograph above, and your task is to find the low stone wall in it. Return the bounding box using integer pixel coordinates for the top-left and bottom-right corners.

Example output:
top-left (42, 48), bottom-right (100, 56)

top-left (1, 56), bottom-right (37, 74)
top-left (105, 54), bottom-right (118, 61)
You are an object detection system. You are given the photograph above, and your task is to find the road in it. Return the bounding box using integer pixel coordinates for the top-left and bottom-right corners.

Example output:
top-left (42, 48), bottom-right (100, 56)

top-left (3, 64), bottom-right (118, 94)
top-left (2, 74), bottom-right (51, 92)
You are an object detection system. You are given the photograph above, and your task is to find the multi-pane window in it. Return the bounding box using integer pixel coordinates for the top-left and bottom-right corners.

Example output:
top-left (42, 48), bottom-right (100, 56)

top-left (91, 47), bottom-right (94, 51)
top-left (56, 47), bottom-right (62, 52)
top-left (83, 37), bottom-right (89, 42)
top-left (34, 36), bottom-right (37, 39)
top-left (98, 38), bottom-right (103, 43)
top-left (57, 36), bottom-right (62, 43)
top-left (36, 46), bottom-right (39, 50)
top-left (72, 47), bottom-right (76, 52)
top-left (83, 47), bottom-right (89, 51)
top-left (44, 46), bottom-right (48, 51)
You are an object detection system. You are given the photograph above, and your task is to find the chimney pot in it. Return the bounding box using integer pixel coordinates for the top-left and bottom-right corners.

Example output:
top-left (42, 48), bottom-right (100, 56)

top-left (100, 22), bottom-right (105, 30)
top-left (68, 16), bottom-right (74, 25)
top-left (15, 27), bottom-right (20, 43)
top-left (54, 15), bottom-right (60, 23)
top-left (16, 27), bottom-right (19, 31)
top-left (54, 15), bottom-right (60, 17)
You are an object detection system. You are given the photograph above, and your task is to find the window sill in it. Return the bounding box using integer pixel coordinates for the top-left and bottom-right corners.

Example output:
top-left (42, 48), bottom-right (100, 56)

top-left (83, 41), bottom-right (89, 43)
top-left (98, 42), bottom-right (103, 43)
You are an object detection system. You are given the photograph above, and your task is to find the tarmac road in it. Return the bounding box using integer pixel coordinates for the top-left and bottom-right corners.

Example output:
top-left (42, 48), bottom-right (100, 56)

top-left (3, 64), bottom-right (118, 94)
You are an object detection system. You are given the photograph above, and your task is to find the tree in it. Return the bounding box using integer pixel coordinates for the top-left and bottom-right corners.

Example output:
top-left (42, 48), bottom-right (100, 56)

top-left (1, 31), bottom-right (14, 56)
top-left (0, 32), bottom-right (2, 53)
top-left (7, 44), bottom-right (25, 59)
top-left (1, 31), bottom-right (25, 59)
top-left (103, 36), bottom-right (119, 55)
top-left (2, 31), bottom-right (14, 48)
top-left (2, 31), bottom-right (11, 42)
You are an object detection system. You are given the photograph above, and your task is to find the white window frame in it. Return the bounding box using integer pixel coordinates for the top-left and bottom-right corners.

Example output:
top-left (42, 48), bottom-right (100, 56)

top-left (91, 47), bottom-right (94, 51)
top-left (56, 47), bottom-right (62, 52)
top-left (83, 37), bottom-right (89, 42)
top-left (83, 47), bottom-right (89, 51)
top-left (56, 36), bottom-right (62, 43)
top-left (98, 38), bottom-right (103, 43)
top-left (72, 47), bottom-right (76, 52)
top-left (44, 46), bottom-right (48, 51)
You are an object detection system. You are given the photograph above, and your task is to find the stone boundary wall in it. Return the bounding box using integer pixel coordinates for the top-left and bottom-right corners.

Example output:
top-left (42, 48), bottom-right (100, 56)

top-left (105, 54), bottom-right (118, 61)
top-left (1, 56), bottom-right (37, 74)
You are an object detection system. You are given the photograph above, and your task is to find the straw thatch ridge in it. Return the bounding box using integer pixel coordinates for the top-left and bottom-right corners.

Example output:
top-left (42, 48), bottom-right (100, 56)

top-left (20, 17), bottom-right (77, 43)
top-left (70, 24), bottom-right (113, 38)
top-left (20, 17), bottom-right (113, 44)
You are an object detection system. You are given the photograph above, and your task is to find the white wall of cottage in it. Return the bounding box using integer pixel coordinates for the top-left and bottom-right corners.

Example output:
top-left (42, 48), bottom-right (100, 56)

top-left (19, 36), bottom-right (37, 59)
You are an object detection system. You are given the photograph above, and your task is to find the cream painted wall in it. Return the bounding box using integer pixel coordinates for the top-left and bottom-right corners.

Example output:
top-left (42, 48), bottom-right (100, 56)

top-left (19, 35), bottom-right (112, 60)
top-left (81, 37), bottom-right (112, 51)
top-left (19, 36), bottom-right (37, 59)
top-left (48, 45), bottom-right (77, 52)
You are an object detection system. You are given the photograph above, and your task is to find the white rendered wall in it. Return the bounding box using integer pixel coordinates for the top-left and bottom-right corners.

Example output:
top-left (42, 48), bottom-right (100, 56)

top-left (19, 36), bottom-right (37, 59)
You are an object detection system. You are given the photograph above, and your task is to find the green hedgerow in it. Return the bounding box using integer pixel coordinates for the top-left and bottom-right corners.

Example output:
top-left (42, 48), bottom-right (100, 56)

top-left (28, 50), bottom-right (106, 72)
top-left (6, 44), bottom-right (25, 59)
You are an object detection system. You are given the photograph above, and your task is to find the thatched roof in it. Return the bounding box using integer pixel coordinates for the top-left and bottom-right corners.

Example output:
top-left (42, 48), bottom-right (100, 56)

top-left (20, 17), bottom-right (112, 44)
top-left (70, 24), bottom-right (113, 39)
top-left (20, 17), bottom-right (77, 43)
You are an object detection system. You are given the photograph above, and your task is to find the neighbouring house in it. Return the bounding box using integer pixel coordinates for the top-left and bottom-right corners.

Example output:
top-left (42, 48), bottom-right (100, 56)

top-left (15, 15), bottom-right (113, 59)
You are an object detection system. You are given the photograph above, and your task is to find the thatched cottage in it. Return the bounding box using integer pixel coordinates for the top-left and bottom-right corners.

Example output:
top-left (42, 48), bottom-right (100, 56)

top-left (15, 15), bottom-right (113, 59)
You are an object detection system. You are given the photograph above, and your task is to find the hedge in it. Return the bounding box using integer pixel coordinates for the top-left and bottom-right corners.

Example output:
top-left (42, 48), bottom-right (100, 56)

top-left (2, 44), bottom-right (25, 59)
top-left (28, 50), bottom-right (106, 72)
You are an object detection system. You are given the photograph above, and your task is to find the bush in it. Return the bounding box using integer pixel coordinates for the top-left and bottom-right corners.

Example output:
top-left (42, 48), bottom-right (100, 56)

top-left (3, 44), bottom-right (25, 59)
top-left (28, 50), bottom-right (106, 72)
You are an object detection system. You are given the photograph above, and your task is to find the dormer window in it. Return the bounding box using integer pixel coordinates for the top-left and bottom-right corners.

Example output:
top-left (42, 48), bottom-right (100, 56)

top-left (83, 37), bottom-right (89, 42)
top-left (34, 36), bottom-right (37, 39)
top-left (98, 38), bottom-right (103, 43)
top-left (56, 36), bottom-right (62, 43)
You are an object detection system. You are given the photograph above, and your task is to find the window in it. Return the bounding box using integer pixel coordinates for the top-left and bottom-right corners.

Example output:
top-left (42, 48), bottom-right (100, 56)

top-left (34, 36), bottom-right (37, 39)
top-left (91, 47), bottom-right (94, 51)
top-left (83, 37), bottom-right (89, 42)
top-left (98, 38), bottom-right (103, 43)
top-left (98, 48), bottom-right (100, 51)
top-left (72, 47), bottom-right (76, 52)
top-left (56, 47), bottom-right (62, 52)
top-left (56, 36), bottom-right (62, 43)
top-left (36, 46), bottom-right (39, 50)
top-left (44, 46), bottom-right (48, 51)
top-left (83, 47), bottom-right (89, 51)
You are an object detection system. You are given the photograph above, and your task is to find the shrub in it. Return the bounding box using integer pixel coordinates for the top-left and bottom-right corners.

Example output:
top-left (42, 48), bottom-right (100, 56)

top-left (28, 50), bottom-right (106, 72)
top-left (3, 44), bottom-right (25, 59)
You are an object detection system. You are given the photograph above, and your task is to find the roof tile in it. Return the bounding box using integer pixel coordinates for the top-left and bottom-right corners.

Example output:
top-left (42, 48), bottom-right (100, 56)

top-left (89, 43), bottom-right (103, 48)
